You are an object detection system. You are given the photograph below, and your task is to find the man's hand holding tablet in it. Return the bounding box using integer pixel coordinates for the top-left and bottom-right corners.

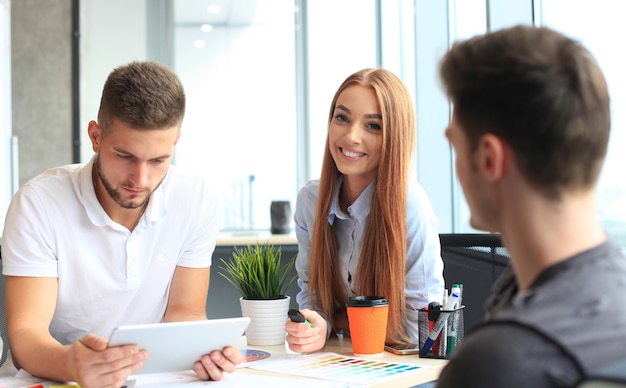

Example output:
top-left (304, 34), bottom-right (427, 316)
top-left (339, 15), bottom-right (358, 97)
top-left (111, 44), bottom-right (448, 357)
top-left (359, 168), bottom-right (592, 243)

top-left (107, 317), bottom-right (250, 380)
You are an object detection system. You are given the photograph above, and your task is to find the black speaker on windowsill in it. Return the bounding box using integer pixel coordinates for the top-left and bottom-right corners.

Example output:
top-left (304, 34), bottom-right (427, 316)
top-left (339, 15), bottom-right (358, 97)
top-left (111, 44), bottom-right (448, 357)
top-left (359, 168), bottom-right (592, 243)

top-left (270, 200), bottom-right (291, 234)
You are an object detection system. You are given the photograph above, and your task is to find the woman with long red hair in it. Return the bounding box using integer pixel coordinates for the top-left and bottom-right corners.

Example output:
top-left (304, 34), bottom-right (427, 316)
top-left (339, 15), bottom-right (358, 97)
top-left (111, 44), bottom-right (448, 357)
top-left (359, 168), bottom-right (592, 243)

top-left (286, 68), bottom-right (444, 352)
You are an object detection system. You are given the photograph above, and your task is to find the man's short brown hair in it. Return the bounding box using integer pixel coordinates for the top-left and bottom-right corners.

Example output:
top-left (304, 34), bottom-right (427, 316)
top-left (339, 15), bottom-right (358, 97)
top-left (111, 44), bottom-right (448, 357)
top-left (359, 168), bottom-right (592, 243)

top-left (98, 61), bottom-right (186, 132)
top-left (440, 25), bottom-right (610, 199)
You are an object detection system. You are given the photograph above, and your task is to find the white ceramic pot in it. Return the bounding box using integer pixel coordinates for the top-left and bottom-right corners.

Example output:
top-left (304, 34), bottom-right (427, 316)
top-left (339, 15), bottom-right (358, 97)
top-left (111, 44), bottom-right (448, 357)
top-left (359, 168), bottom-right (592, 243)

top-left (240, 296), bottom-right (290, 346)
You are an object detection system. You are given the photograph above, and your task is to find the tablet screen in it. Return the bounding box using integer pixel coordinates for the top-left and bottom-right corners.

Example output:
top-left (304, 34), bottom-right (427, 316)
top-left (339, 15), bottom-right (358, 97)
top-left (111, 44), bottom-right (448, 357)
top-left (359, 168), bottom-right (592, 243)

top-left (107, 317), bottom-right (251, 374)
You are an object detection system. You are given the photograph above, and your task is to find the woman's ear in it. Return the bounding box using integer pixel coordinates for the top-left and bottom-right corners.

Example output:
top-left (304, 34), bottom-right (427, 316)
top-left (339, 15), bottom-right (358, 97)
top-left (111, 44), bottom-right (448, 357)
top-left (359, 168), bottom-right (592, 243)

top-left (88, 120), bottom-right (101, 153)
top-left (476, 133), bottom-right (507, 182)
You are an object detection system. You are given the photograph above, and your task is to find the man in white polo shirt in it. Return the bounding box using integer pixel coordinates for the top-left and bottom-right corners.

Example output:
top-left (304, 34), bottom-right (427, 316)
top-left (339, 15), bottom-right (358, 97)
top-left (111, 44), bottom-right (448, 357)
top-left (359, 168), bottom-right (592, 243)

top-left (1, 61), bottom-right (242, 386)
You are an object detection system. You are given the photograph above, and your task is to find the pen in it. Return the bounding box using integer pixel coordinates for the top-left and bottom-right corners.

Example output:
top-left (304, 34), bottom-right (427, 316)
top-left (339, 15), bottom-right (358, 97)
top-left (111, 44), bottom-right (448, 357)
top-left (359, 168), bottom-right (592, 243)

top-left (420, 290), bottom-right (460, 356)
top-left (288, 309), bottom-right (313, 328)
top-left (427, 301), bottom-right (441, 354)
top-left (438, 290), bottom-right (449, 356)
top-left (454, 283), bottom-right (463, 307)
top-left (446, 284), bottom-right (462, 356)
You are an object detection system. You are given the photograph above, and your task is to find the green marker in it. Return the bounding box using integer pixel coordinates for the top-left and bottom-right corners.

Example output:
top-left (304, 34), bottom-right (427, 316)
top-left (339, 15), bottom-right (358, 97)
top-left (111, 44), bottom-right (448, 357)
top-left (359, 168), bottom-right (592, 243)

top-left (288, 308), bottom-right (313, 328)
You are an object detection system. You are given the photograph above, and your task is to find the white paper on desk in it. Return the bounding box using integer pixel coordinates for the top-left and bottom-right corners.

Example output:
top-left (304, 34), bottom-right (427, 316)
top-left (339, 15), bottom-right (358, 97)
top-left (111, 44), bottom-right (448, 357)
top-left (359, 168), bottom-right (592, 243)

top-left (219, 373), bottom-right (365, 388)
top-left (238, 346), bottom-right (296, 368)
top-left (128, 370), bottom-right (199, 386)
top-left (0, 376), bottom-right (49, 388)
top-left (246, 352), bottom-right (427, 387)
top-left (8, 369), bottom-right (70, 387)
top-left (135, 372), bottom-right (362, 388)
top-left (8, 365), bottom-right (361, 388)
top-left (13, 368), bottom-right (197, 388)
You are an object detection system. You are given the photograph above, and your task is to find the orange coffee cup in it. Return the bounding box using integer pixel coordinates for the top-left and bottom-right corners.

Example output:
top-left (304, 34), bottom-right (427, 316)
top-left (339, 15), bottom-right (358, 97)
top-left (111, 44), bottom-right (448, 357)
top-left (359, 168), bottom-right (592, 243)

top-left (346, 296), bottom-right (389, 355)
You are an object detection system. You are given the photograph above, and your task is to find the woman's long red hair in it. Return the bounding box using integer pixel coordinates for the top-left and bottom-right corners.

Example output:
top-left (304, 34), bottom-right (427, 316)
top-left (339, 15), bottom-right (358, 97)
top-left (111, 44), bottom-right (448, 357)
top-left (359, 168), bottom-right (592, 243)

top-left (308, 68), bottom-right (416, 345)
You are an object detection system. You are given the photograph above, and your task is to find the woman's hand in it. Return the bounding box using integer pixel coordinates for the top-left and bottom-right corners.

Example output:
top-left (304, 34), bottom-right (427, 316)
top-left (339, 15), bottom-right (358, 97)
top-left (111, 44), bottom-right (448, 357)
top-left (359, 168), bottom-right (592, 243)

top-left (285, 309), bottom-right (328, 353)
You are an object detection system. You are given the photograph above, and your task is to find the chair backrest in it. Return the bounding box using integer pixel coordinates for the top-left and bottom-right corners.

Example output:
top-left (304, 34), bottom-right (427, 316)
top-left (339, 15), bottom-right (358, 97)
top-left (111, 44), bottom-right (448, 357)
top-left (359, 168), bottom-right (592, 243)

top-left (439, 233), bottom-right (510, 332)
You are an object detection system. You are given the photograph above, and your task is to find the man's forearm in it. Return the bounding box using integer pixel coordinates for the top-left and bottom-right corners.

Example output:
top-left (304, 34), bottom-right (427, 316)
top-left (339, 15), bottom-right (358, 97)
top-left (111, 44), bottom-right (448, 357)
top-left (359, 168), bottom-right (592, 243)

top-left (10, 328), bottom-right (74, 382)
top-left (162, 308), bottom-right (207, 323)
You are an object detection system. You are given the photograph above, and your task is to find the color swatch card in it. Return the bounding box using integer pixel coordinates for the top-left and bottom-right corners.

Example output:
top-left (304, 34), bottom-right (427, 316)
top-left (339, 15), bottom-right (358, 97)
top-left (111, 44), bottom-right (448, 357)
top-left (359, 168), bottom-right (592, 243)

top-left (246, 352), bottom-right (425, 386)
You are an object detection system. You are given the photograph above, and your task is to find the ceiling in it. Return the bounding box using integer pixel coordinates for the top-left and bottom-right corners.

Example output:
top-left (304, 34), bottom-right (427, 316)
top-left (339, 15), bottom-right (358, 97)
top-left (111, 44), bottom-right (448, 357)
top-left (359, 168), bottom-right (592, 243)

top-left (173, 0), bottom-right (264, 26)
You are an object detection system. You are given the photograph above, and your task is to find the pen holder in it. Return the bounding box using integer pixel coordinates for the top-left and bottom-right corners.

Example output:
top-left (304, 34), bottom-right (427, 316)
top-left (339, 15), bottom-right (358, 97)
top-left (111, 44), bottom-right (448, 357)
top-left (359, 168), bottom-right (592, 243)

top-left (418, 305), bottom-right (464, 359)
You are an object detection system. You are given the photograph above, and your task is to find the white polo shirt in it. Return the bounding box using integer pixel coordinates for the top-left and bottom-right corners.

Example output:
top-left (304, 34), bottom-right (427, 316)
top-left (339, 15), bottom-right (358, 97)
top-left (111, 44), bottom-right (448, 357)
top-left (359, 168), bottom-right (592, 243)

top-left (1, 157), bottom-right (220, 345)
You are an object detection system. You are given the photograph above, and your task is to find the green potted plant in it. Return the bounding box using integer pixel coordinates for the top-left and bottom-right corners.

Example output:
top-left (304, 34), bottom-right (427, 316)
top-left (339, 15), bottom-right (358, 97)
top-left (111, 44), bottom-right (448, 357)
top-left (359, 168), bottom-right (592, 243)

top-left (218, 241), bottom-right (297, 345)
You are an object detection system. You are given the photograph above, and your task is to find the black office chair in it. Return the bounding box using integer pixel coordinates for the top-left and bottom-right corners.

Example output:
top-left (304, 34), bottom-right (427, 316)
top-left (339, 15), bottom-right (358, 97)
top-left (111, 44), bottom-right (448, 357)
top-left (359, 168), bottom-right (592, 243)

top-left (438, 233), bottom-right (510, 332)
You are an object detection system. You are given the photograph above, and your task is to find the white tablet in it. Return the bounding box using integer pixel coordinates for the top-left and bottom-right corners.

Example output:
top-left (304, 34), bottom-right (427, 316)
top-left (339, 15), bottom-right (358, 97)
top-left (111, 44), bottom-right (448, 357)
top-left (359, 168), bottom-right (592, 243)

top-left (107, 317), bottom-right (250, 374)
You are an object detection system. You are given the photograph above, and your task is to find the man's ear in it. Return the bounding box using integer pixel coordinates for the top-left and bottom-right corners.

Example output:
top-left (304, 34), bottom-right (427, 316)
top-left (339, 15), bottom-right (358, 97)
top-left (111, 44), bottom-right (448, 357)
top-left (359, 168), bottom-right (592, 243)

top-left (88, 121), bottom-right (101, 153)
top-left (477, 134), bottom-right (507, 182)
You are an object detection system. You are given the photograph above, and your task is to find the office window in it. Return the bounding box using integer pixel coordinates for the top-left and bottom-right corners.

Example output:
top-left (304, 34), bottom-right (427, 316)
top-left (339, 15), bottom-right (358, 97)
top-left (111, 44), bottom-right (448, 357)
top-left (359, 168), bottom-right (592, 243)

top-left (21, 0), bottom-right (626, 244)
top-left (174, 0), bottom-right (381, 231)
top-left (448, 0), bottom-right (488, 233)
top-left (74, 0), bottom-right (430, 234)
top-left (172, 0), bottom-right (297, 231)
top-left (448, 0), bottom-right (535, 233)
top-left (305, 0), bottom-right (378, 181)
top-left (540, 0), bottom-right (626, 247)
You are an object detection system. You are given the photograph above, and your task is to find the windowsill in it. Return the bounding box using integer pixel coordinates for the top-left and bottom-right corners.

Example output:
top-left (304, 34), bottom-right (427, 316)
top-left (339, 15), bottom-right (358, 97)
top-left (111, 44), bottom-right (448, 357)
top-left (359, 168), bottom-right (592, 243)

top-left (216, 230), bottom-right (297, 247)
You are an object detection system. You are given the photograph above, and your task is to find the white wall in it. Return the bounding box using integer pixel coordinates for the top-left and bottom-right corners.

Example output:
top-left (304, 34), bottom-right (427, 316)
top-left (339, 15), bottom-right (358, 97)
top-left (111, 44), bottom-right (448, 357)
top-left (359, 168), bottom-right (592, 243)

top-left (79, 0), bottom-right (148, 162)
top-left (0, 0), bottom-right (12, 224)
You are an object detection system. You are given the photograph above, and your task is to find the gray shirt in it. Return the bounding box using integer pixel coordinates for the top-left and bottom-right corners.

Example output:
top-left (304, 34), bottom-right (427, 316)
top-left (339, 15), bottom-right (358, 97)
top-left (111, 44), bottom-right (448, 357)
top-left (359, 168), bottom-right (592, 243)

top-left (294, 177), bottom-right (444, 340)
top-left (437, 239), bottom-right (626, 388)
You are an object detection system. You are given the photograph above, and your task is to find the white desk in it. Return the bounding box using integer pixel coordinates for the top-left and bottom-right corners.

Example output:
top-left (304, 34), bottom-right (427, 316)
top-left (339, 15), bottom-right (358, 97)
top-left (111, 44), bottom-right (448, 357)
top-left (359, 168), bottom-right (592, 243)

top-left (0, 336), bottom-right (446, 387)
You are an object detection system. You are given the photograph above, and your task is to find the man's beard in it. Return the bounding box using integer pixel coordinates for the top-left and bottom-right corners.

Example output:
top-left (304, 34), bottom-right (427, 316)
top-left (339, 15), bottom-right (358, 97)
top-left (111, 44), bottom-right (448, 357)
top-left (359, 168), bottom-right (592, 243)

top-left (94, 155), bottom-right (151, 210)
